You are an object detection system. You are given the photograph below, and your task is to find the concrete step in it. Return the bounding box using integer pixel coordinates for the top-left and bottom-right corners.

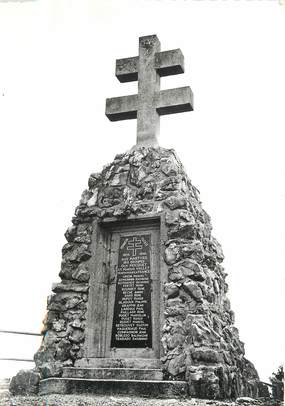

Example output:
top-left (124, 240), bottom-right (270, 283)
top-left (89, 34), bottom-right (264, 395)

top-left (62, 367), bottom-right (163, 381)
top-left (40, 377), bottom-right (188, 398)
top-left (75, 358), bottom-right (162, 370)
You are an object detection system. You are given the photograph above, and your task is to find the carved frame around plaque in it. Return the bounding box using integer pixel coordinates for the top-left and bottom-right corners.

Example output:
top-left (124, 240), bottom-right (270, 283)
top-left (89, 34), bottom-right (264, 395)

top-left (83, 215), bottom-right (167, 362)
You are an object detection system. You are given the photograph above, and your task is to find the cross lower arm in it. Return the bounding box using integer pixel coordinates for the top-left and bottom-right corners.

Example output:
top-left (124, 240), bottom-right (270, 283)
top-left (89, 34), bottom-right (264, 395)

top-left (156, 86), bottom-right (193, 115)
top-left (105, 87), bottom-right (193, 122)
top-left (105, 94), bottom-right (138, 121)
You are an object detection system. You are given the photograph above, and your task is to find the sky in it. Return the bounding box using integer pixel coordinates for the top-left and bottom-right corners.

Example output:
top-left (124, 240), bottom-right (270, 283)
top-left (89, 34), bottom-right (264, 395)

top-left (0, 0), bottom-right (284, 383)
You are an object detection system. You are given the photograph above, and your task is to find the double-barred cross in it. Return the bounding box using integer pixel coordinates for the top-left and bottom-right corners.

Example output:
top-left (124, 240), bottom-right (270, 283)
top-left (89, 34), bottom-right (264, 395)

top-left (126, 237), bottom-right (143, 257)
top-left (106, 35), bottom-right (193, 148)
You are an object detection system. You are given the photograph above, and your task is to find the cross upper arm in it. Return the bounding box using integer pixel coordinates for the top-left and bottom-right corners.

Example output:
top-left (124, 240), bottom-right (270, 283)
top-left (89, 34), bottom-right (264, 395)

top-left (115, 49), bottom-right (185, 83)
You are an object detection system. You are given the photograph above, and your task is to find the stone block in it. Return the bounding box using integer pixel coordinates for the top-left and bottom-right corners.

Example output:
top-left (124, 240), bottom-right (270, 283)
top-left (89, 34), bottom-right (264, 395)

top-left (165, 195), bottom-right (187, 210)
top-left (52, 282), bottom-right (89, 293)
top-left (39, 361), bottom-right (63, 379)
top-left (62, 367), bottom-right (163, 381)
top-left (9, 369), bottom-right (40, 396)
top-left (167, 353), bottom-right (186, 376)
top-left (183, 281), bottom-right (203, 301)
top-left (75, 358), bottom-right (162, 370)
top-left (174, 258), bottom-right (206, 281)
top-left (192, 348), bottom-right (223, 364)
top-left (39, 377), bottom-right (188, 398)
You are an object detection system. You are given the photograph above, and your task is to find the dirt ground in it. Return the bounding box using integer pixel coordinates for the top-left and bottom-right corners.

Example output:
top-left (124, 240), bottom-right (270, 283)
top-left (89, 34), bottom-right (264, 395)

top-left (0, 390), bottom-right (283, 406)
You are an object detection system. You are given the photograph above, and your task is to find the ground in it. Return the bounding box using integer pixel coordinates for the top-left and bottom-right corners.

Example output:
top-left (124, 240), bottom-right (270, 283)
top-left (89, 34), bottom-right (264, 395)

top-left (0, 391), bottom-right (283, 406)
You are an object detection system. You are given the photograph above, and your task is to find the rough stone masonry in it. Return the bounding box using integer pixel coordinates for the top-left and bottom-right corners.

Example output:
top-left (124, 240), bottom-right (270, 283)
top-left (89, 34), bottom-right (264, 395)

top-left (33, 146), bottom-right (260, 399)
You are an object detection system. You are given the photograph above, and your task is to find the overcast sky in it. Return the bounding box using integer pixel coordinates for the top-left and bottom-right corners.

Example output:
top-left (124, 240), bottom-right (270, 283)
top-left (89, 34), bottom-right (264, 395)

top-left (0, 0), bottom-right (284, 383)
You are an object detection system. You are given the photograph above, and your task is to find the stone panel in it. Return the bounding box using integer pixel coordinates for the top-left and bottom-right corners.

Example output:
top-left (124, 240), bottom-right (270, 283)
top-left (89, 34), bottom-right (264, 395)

top-left (111, 234), bottom-right (152, 348)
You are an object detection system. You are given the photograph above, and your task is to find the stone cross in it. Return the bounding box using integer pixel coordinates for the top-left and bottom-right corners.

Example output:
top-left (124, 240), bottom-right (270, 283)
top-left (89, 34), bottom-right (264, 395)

top-left (105, 35), bottom-right (193, 147)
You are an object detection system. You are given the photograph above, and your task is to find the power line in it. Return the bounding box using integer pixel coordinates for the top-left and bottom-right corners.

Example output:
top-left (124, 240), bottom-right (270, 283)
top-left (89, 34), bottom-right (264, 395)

top-left (0, 329), bottom-right (42, 337)
top-left (0, 358), bottom-right (34, 362)
top-left (0, 330), bottom-right (41, 363)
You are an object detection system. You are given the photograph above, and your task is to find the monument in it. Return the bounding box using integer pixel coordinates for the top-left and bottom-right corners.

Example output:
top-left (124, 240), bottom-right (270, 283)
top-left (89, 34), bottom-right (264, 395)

top-left (33, 35), bottom-right (260, 399)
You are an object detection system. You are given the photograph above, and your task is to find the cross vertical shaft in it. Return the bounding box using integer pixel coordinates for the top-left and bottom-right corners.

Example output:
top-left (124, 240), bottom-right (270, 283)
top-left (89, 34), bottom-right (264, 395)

top-left (137, 35), bottom-right (160, 147)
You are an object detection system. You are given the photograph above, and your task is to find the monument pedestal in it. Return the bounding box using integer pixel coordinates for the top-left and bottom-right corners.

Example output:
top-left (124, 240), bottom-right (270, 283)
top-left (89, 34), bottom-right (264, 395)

top-left (35, 146), bottom-right (260, 400)
top-left (39, 358), bottom-right (188, 398)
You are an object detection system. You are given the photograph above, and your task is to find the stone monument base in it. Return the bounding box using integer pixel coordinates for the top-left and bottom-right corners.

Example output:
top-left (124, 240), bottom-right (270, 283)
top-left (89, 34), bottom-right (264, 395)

top-left (39, 358), bottom-right (188, 398)
top-left (34, 147), bottom-right (261, 400)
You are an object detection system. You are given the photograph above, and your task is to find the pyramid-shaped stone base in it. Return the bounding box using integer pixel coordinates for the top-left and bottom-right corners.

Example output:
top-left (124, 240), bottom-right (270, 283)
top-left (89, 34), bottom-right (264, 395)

top-left (34, 147), bottom-right (260, 400)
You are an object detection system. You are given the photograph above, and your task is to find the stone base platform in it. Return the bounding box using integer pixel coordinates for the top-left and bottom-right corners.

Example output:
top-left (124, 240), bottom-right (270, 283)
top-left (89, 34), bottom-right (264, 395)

top-left (62, 367), bottom-right (163, 380)
top-left (39, 377), bottom-right (188, 398)
top-left (40, 359), bottom-right (188, 398)
top-left (74, 358), bottom-right (162, 369)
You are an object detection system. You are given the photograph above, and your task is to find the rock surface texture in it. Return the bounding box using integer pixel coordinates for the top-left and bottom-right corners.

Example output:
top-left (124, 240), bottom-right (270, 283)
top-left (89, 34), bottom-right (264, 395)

top-left (9, 370), bottom-right (40, 396)
top-left (33, 147), bottom-right (260, 400)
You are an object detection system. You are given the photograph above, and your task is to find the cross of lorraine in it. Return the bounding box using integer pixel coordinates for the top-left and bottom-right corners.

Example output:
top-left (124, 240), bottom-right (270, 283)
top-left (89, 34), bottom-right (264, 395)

top-left (105, 34), bottom-right (194, 148)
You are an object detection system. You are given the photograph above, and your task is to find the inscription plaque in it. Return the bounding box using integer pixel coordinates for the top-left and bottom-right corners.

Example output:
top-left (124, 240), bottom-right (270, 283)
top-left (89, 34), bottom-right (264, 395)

top-left (111, 234), bottom-right (152, 348)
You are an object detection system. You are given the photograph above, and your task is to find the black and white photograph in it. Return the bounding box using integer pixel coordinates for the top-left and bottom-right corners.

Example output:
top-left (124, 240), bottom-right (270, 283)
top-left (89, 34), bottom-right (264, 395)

top-left (0, 1), bottom-right (284, 405)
